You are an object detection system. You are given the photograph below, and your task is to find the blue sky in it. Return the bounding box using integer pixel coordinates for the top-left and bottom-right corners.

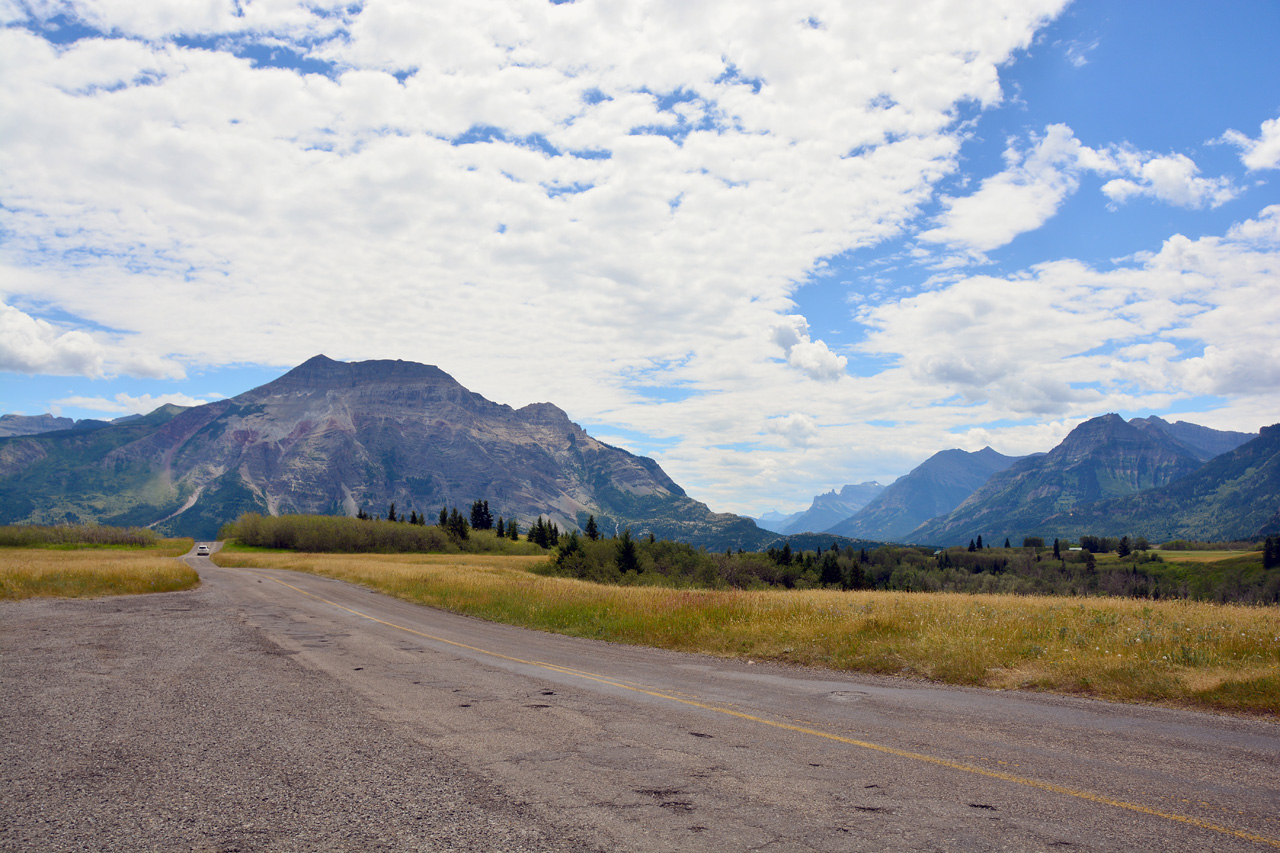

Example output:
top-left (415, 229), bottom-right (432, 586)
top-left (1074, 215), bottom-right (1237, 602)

top-left (2, 0), bottom-right (1278, 516)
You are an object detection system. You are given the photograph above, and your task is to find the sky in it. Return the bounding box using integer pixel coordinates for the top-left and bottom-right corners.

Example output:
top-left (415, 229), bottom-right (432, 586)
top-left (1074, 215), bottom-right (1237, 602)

top-left (2, 0), bottom-right (1279, 517)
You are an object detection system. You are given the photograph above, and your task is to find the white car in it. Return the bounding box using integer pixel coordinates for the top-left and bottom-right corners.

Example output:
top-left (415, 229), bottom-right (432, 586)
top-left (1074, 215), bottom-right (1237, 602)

top-left (196, 544), bottom-right (210, 556)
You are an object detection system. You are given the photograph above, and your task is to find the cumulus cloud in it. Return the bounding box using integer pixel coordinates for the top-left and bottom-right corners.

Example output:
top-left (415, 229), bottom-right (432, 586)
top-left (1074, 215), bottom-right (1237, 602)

top-left (1101, 153), bottom-right (1237, 209)
top-left (919, 125), bottom-right (1238, 254)
top-left (1221, 114), bottom-right (1280, 171)
top-left (861, 205), bottom-right (1280, 417)
top-left (766, 413), bottom-right (821, 447)
top-left (49, 391), bottom-right (212, 417)
top-left (0, 302), bottom-right (105, 377)
top-left (770, 315), bottom-right (848, 381)
top-left (918, 124), bottom-right (1098, 253)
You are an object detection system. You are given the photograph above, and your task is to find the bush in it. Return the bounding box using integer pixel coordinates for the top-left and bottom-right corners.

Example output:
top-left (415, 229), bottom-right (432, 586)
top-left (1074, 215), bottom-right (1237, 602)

top-left (0, 524), bottom-right (160, 548)
top-left (220, 514), bottom-right (543, 555)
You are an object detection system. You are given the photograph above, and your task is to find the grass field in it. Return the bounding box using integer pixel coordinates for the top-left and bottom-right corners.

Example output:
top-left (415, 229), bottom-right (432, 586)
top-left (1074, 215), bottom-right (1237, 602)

top-left (1148, 550), bottom-right (1257, 563)
top-left (214, 549), bottom-right (1280, 717)
top-left (0, 542), bottom-right (199, 600)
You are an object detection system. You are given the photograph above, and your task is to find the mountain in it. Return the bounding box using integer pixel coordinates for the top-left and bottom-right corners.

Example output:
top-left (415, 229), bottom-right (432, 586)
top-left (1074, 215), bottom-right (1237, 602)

top-left (1129, 415), bottom-right (1255, 462)
top-left (910, 414), bottom-right (1207, 546)
top-left (0, 414), bottom-right (75, 437)
top-left (752, 508), bottom-right (804, 534)
top-left (1049, 424), bottom-right (1280, 542)
top-left (825, 447), bottom-right (1021, 542)
top-left (776, 481), bottom-right (885, 534)
top-left (0, 356), bottom-right (771, 548)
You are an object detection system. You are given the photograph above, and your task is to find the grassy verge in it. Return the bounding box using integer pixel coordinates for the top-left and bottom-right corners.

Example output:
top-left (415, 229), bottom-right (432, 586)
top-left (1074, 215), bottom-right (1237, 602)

top-left (214, 550), bottom-right (1280, 717)
top-left (0, 543), bottom-right (199, 599)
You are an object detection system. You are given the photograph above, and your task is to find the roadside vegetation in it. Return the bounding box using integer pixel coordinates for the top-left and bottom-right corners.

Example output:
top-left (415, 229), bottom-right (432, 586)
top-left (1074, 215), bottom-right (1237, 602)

top-left (0, 524), bottom-right (197, 599)
top-left (210, 549), bottom-right (1280, 716)
top-left (221, 512), bottom-right (547, 556)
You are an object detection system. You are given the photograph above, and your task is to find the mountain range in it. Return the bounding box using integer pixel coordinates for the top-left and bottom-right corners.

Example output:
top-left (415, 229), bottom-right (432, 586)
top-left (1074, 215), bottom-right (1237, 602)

top-left (753, 482), bottom-right (884, 535)
top-left (1, 355), bottom-right (1274, 548)
top-left (0, 356), bottom-right (770, 548)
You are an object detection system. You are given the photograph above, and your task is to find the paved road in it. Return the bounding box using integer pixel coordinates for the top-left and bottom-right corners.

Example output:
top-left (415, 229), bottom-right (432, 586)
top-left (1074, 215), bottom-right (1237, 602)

top-left (3, 548), bottom-right (1278, 851)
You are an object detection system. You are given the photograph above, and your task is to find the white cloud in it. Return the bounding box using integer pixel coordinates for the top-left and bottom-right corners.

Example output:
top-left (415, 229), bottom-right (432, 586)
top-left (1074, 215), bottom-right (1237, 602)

top-left (770, 315), bottom-right (848, 381)
top-left (0, 302), bottom-right (105, 377)
top-left (861, 205), bottom-right (1280, 419)
top-left (918, 124), bottom-right (1113, 253)
top-left (765, 413), bottom-right (821, 447)
top-left (49, 391), bottom-right (211, 417)
top-left (1221, 114), bottom-right (1280, 171)
top-left (1101, 153), bottom-right (1237, 209)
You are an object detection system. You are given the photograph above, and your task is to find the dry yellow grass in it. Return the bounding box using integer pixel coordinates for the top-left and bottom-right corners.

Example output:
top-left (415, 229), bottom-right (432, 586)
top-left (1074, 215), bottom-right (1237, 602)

top-left (216, 550), bottom-right (1280, 716)
top-left (0, 546), bottom-right (199, 600)
top-left (1149, 549), bottom-right (1256, 563)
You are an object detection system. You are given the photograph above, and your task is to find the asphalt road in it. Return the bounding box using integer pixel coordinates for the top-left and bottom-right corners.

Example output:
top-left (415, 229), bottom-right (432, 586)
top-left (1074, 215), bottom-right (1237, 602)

top-left (3, 547), bottom-right (1278, 852)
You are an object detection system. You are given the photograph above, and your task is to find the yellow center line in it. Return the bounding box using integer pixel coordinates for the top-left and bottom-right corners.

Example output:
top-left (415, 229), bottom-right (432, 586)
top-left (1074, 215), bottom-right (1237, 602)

top-left (251, 568), bottom-right (1280, 849)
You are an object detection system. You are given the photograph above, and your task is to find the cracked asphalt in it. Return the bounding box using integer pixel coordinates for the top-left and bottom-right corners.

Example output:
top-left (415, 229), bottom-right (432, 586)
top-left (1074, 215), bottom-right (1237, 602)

top-left (2, 549), bottom-right (1277, 852)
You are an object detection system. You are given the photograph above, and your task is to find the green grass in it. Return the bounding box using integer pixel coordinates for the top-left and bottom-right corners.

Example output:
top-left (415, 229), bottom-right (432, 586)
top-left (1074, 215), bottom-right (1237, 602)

top-left (213, 550), bottom-right (1280, 717)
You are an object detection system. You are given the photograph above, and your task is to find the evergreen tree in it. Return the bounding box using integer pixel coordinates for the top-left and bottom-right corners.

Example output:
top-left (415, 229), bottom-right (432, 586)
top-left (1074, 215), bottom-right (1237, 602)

top-left (439, 506), bottom-right (448, 527)
top-left (507, 519), bottom-right (519, 541)
top-left (447, 507), bottom-right (469, 540)
top-left (615, 529), bottom-right (639, 573)
top-left (648, 532), bottom-right (655, 544)
top-left (819, 550), bottom-right (841, 586)
top-left (780, 541), bottom-right (793, 565)
top-left (496, 517), bottom-right (505, 538)
top-left (386, 502), bottom-right (397, 523)
top-left (976, 535), bottom-right (983, 550)
top-left (356, 507), bottom-right (368, 520)
top-left (1264, 536), bottom-right (1279, 569)
top-left (1053, 538), bottom-right (1061, 560)
top-left (585, 514), bottom-right (599, 541)
top-left (968, 539), bottom-right (976, 553)
top-left (1117, 535), bottom-right (1131, 558)
top-left (1003, 538), bottom-right (1011, 549)
top-left (469, 500), bottom-right (494, 531)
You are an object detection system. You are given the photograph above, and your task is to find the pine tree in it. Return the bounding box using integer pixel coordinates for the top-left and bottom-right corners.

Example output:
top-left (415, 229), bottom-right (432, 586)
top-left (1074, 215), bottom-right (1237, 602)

top-left (1117, 535), bottom-right (1131, 558)
top-left (1053, 538), bottom-right (1061, 560)
top-left (439, 506), bottom-right (448, 527)
top-left (1264, 536), bottom-right (1279, 569)
top-left (386, 502), bottom-right (397, 522)
top-left (1003, 537), bottom-right (1011, 549)
top-left (976, 535), bottom-right (983, 550)
top-left (409, 510), bottom-right (418, 525)
top-left (615, 529), bottom-right (639, 573)
top-left (496, 517), bottom-right (505, 538)
top-left (507, 519), bottom-right (519, 540)
top-left (585, 515), bottom-right (599, 541)
top-left (968, 539), bottom-right (976, 553)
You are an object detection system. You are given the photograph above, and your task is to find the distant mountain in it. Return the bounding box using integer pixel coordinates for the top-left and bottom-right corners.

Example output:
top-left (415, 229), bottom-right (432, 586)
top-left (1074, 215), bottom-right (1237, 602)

top-left (777, 481), bottom-right (885, 534)
top-left (1129, 415), bottom-right (1254, 462)
top-left (1050, 424), bottom-right (1280, 542)
top-left (752, 508), bottom-right (804, 534)
top-left (826, 447), bottom-right (1021, 542)
top-left (0, 414), bottom-right (74, 437)
top-left (910, 414), bottom-right (1208, 546)
top-left (0, 356), bottom-right (771, 548)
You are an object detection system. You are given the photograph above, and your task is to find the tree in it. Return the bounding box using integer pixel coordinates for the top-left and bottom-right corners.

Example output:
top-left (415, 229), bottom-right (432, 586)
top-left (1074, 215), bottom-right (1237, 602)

top-left (447, 507), bottom-right (469, 540)
top-left (976, 535), bottom-right (983, 550)
top-left (409, 510), bottom-right (418, 525)
top-left (968, 539), bottom-right (976, 553)
top-left (616, 529), bottom-right (639, 573)
top-left (1003, 537), bottom-right (1011, 549)
top-left (819, 550), bottom-right (841, 586)
top-left (1022, 537), bottom-right (1044, 549)
top-left (1117, 535), bottom-right (1132, 558)
top-left (496, 517), bottom-right (505, 538)
top-left (1264, 536), bottom-right (1279, 570)
top-left (356, 507), bottom-right (369, 521)
top-left (469, 499), bottom-right (493, 531)
top-left (439, 506), bottom-right (448, 527)
top-left (386, 502), bottom-right (397, 523)
top-left (585, 514), bottom-right (599, 541)
top-left (780, 542), bottom-right (793, 566)
top-left (1053, 538), bottom-right (1061, 560)
top-left (507, 519), bottom-right (519, 541)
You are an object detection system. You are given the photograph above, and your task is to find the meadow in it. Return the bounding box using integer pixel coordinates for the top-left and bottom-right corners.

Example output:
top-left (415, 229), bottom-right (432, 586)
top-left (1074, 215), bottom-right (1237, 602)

top-left (213, 548), bottom-right (1280, 717)
top-left (0, 542), bottom-right (199, 599)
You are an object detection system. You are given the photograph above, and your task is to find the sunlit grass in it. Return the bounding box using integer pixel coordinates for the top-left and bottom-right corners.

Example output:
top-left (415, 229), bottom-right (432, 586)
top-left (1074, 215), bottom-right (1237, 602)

top-left (0, 544), bottom-right (199, 599)
top-left (214, 550), bottom-right (1280, 716)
